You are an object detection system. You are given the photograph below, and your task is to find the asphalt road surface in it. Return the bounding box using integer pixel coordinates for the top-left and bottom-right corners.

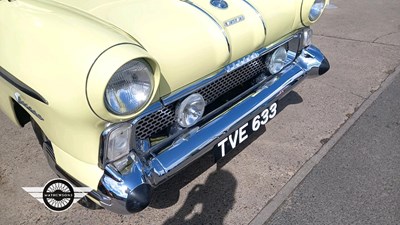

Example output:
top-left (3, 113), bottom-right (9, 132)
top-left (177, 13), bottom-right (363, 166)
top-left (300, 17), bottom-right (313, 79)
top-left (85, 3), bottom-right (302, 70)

top-left (266, 71), bottom-right (400, 225)
top-left (1, 0), bottom-right (400, 224)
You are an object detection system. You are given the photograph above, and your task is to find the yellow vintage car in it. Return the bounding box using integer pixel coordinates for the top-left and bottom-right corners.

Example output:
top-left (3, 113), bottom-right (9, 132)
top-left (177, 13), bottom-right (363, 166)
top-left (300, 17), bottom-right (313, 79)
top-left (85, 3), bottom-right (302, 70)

top-left (0, 0), bottom-right (330, 214)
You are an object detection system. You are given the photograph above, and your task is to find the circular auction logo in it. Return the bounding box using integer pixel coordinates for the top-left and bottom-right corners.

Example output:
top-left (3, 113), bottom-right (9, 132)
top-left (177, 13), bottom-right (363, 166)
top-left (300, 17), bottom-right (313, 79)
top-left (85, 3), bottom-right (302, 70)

top-left (42, 179), bottom-right (75, 212)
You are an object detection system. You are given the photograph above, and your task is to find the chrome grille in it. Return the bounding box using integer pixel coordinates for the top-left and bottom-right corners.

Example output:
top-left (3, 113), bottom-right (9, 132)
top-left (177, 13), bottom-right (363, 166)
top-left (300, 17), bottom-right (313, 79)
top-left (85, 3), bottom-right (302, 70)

top-left (135, 57), bottom-right (266, 140)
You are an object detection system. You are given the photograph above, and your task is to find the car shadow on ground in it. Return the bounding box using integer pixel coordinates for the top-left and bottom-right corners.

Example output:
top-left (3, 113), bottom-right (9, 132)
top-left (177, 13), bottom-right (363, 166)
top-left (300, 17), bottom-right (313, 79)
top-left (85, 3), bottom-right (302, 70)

top-left (277, 91), bottom-right (303, 112)
top-left (149, 91), bottom-right (303, 224)
top-left (149, 122), bottom-right (268, 225)
top-left (161, 169), bottom-right (237, 225)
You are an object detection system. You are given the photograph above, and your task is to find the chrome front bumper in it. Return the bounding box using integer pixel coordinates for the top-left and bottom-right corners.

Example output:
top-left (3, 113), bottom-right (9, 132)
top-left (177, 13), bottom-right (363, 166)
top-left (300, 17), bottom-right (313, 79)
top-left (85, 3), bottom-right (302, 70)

top-left (94, 45), bottom-right (330, 214)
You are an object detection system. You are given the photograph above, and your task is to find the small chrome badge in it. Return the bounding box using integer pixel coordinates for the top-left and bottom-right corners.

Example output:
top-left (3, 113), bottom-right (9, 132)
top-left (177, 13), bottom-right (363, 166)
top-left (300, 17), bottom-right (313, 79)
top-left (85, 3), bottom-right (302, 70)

top-left (226, 52), bottom-right (260, 73)
top-left (210, 0), bottom-right (228, 9)
top-left (15, 92), bottom-right (44, 121)
top-left (224, 15), bottom-right (245, 27)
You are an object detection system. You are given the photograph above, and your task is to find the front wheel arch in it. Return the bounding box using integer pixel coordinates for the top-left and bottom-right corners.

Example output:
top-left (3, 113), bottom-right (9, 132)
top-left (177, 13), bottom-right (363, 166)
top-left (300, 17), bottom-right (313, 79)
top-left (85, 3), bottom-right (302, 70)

top-left (30, 118), bottom-right (102, 210)
top-left (12, 99), bottom-right (30, 127)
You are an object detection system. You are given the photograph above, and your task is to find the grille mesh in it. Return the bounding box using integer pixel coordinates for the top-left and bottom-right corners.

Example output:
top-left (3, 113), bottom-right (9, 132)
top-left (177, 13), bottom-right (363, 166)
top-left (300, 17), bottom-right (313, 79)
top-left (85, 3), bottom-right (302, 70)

top-left (135, 57), bottom-right (266, 139)
top-left (198, 58), bottom-right (266, 103)
top-left (135, 104), bottom-right (175, 140)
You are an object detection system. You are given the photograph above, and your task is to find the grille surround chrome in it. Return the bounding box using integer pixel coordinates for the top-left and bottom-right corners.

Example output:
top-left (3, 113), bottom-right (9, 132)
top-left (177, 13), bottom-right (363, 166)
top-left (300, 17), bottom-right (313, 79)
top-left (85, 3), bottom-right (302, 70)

top-left (135, 57), bottom-right (267, 140)
top-left (134, 34), bottom-right (300, 140)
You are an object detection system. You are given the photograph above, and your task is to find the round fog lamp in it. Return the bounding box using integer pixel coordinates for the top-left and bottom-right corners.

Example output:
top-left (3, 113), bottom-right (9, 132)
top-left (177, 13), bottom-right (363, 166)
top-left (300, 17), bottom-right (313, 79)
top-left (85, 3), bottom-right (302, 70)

top-left (176, 93), bottom-right (206, 128)
top-left (266, 46), bottom-right (288, 75)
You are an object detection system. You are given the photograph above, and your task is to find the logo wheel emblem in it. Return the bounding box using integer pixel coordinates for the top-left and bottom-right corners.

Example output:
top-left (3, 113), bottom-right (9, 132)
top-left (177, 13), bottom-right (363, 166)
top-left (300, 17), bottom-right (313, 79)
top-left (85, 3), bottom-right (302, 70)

top-left (42, 179), bottom-right (75, 212)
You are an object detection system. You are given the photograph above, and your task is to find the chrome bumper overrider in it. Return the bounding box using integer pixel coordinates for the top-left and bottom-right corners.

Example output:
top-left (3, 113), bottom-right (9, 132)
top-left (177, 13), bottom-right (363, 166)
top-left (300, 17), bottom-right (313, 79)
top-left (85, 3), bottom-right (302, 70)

top-left (95, 45), bottom-right (330, 214)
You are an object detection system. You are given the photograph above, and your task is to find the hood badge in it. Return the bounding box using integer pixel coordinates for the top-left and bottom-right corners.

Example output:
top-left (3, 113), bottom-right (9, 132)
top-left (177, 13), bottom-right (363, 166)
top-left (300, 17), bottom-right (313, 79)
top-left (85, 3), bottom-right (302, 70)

top-left (210, 0), bottom-right (228, 9)
top-left (224, 15), bottom-right (245, 27)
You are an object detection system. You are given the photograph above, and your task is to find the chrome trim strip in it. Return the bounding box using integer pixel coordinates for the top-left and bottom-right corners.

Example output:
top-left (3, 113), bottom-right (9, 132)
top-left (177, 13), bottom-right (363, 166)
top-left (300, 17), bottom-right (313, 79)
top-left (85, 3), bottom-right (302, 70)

top-left (242, 0), bottom-right (267, 41)
top-left (0, 66), bottom-right (48, 104)
top-left (161, 34), bottom-right (297, 106)
top-left (181, 0), bottom-right (231, 57)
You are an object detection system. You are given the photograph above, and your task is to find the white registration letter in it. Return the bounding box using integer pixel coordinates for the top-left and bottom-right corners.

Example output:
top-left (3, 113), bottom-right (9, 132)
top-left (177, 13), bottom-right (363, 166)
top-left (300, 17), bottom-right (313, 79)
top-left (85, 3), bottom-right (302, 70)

top-left (239, 123), bottom-right (248, 143)
top-left (218, 138), bottom-right (228, 157)
top-left (229, 130), bottom-right (239, 149)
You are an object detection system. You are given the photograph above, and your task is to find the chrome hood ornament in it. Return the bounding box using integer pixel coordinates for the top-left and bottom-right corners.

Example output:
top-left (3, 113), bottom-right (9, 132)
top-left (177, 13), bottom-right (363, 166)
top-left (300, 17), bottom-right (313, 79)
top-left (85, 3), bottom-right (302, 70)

top-left (210, 0), bottom-right (228, 9)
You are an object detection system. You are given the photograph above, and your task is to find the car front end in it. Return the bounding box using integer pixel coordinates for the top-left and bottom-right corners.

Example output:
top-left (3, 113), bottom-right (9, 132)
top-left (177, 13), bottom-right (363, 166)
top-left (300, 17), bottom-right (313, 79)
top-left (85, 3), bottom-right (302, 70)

top-left (0, 0), bottom-right (330, 214)
top-left (91, 28), bottom-right (330, 214)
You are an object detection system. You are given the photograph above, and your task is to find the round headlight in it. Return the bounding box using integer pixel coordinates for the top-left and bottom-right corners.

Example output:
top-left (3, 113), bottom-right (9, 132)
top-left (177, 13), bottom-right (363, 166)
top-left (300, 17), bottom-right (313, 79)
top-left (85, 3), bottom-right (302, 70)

top-left (176, 93), bottom-right (206, 128)
top-left (309, 0), bottom-right (325, 21)
top-left (266, 46), bottom-right (288, 75)
top-left (105, 59), bottom-right (153, 115)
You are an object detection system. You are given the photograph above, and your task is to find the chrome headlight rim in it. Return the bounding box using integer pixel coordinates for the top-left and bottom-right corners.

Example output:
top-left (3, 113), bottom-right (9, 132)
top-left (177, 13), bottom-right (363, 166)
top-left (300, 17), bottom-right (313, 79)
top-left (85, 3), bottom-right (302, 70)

top-left (104, 59), bottom-right (154, 116)
top-left (309, 0), bottom-right (326, 21)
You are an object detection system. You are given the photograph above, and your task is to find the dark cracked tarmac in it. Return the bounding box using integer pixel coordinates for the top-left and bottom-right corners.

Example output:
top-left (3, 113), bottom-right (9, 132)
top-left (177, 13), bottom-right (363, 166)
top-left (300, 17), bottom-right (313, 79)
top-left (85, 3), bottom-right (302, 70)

top-left (266, 70), bottom-right (400, 225)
